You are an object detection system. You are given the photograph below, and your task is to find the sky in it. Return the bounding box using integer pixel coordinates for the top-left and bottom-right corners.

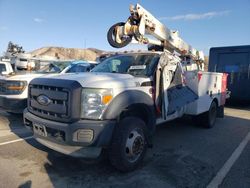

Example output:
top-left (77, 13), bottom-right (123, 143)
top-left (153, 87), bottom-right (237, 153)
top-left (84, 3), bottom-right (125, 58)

top-left (0, 0), bottom-right (250, 55)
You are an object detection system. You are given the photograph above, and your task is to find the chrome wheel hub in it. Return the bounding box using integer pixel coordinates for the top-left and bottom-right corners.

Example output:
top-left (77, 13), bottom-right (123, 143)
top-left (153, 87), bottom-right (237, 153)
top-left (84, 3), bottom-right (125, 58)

top-left (125, 129), bottom-right (145, 163)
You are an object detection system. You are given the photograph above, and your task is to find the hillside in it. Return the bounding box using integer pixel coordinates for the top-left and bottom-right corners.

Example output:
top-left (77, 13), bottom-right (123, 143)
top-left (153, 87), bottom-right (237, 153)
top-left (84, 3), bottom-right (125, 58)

top-left (30, 47), bottom-right (105, 61)
top-left (29, 46), bottom-right (209, 70)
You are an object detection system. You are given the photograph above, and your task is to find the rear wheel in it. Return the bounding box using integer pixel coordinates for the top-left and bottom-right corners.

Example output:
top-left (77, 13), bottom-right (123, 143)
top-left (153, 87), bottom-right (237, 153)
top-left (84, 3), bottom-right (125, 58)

top-left (203, 101), bottom-right (217, 128)
top-left (109, 117), bottom-right (147, 172)
top-left (193, 100), bottom-right (217, 128)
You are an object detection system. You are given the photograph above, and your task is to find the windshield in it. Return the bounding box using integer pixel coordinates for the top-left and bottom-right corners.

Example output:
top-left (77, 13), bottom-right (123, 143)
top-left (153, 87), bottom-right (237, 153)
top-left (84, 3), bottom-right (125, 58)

top-left (36, 61), bottom-right (72, 73)
top-left (15, 61), bottom-right (72, 74)
top-left (92, 54), bottom-right (159, 77)
top-left (0, 64), bottom-right (6, 73)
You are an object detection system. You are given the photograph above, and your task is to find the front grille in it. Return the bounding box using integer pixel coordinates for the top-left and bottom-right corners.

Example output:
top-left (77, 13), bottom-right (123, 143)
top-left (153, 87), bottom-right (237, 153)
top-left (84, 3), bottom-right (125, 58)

top-left (28, 77), bottom-right (82, 123)
top-left (29, 84), bottom-right (70, 120)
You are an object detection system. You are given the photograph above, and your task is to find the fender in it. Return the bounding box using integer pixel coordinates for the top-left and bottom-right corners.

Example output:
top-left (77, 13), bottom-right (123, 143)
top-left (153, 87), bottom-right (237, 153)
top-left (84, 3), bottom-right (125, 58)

top-left (103, 90), bottom-right (156, 147)
top-left (103, 90), bottom-right (156, 127)
top-left (103, 90), bottom-right (154, 119)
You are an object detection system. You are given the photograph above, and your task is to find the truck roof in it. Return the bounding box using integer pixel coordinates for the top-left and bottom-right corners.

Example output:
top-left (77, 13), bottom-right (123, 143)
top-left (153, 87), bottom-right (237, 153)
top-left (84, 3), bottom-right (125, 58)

top-left (110, 51), bottom-right (162, 56)
top-left (70, 60), bottom-right (97, 65)
top-left (0, 61), bottom-right (10, 64)
top-left (210, 45), bottom-right (250, 52)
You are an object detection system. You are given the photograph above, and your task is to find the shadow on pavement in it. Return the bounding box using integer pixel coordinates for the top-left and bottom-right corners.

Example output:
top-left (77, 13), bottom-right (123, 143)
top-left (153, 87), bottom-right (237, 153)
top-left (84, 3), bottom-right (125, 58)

top-left (38, 114), bottom-right (250, 188)
top-left (0, 111), bottom-right (32, 139)
top-left (18, 180), bottom-right (32, 188)
top-left (4, 106), bottom-right (249, 188)
top-left (226, 101), bottom-right (250, 111)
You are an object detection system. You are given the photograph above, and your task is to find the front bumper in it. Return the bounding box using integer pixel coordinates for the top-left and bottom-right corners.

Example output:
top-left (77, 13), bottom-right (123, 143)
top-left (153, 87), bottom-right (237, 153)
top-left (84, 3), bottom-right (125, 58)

top-left (0, 96), bottom-right (27, 113)
top-left (23, 109), bottom-right (116, 157)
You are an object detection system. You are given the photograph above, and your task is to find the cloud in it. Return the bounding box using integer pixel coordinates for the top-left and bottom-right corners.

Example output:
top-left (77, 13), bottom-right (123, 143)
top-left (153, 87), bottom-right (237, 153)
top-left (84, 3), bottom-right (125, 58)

top-left (33, 18), bottom-right (45, 23)
top-left (159, 10), bottom-right (230, 21)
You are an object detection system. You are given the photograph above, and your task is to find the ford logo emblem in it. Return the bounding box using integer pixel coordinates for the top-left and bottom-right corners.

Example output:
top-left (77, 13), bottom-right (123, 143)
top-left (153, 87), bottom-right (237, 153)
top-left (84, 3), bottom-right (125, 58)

top-left (37, 95), bottom-right (52, 106)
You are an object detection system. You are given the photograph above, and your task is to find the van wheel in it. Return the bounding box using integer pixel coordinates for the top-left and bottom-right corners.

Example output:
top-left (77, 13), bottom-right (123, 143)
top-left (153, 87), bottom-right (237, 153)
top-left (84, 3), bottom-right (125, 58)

top-left (109, 117), bottom-right (147, 172)
top-left (202, 101), bottom-right (218, 128)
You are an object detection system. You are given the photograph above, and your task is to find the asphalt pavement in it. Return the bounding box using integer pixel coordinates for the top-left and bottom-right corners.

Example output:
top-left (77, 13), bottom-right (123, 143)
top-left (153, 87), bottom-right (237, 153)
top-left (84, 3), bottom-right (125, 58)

top-left (0, 106), bottom-right (249, 188)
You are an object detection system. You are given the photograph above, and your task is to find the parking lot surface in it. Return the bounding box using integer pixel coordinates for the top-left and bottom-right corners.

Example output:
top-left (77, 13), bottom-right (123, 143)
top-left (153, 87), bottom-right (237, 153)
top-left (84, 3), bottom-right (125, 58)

top-left (0, 106), bottom-right (249, 188)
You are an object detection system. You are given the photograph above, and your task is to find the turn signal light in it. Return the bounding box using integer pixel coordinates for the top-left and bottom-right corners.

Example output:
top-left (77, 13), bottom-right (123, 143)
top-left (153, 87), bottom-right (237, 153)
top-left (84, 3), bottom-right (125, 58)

top-left (102, 95), bottom-right (113, 104)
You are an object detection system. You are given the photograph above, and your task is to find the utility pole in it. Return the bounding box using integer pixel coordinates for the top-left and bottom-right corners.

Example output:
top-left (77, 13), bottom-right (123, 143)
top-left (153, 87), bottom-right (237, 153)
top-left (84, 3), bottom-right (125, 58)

top-left (84, 39), bottom-right (86, 60)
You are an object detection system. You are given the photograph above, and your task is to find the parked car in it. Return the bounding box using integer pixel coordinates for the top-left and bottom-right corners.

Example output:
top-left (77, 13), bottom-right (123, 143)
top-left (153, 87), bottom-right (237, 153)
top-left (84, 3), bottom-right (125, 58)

top-left (0, 60), bottom-right (98, 113)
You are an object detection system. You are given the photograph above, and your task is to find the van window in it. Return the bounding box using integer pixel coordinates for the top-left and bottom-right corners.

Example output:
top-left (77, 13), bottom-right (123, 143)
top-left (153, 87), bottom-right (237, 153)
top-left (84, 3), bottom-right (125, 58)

top-left (0, 64), bottom-right (6, 73)
top-left (217, 52), bottom-right (249, 80)
top-left (66, 64), bottom-right (89, 73)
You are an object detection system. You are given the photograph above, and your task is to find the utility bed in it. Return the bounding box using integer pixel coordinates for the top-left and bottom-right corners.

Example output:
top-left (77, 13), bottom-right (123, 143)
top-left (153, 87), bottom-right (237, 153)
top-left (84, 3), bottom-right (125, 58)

top-left (184, 71), bottom-right (228, 115)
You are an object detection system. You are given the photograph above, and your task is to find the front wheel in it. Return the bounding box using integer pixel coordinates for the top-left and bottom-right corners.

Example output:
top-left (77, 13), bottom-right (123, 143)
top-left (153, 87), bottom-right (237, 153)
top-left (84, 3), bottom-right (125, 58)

top-left (109, 117), bottom-right (147, 172)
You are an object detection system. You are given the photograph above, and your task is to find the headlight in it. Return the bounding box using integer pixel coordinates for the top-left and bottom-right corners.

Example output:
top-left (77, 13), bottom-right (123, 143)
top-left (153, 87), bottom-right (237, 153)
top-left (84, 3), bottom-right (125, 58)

top-left (81, 88), bottom-right (113, 119)
top-left (5, 81), bottom-right (27, 95)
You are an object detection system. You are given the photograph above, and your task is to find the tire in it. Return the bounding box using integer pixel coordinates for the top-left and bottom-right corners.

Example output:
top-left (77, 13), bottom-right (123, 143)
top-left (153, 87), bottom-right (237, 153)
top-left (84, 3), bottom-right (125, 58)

top-left (194, 101), bottom-right (217, 128)
top-left (107, 22), bottom-right (132, 48)
top-left (109, 117), bottom-right (147, 172)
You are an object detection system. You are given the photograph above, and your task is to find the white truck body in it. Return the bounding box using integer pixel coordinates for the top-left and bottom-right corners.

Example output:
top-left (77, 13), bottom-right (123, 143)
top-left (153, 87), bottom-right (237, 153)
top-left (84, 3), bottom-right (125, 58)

top-left (185, 71), bottom-right (227, 115)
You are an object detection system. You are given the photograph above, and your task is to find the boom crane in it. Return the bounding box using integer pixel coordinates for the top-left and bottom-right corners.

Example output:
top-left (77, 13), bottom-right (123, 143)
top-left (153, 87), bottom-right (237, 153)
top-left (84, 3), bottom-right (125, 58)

top-left (107, 3), bottom-right (204, 62)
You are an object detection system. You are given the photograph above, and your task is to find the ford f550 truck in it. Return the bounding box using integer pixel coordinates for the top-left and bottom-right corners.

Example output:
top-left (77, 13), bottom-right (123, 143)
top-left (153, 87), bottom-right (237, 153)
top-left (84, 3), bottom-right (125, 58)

top-left (24, 4), bottom-right (228, 171)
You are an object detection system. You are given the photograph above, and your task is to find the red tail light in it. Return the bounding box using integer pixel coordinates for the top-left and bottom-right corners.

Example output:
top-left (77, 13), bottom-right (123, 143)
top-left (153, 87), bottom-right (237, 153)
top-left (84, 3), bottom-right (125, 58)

top-left (198, 72), bottom-right (202, 82)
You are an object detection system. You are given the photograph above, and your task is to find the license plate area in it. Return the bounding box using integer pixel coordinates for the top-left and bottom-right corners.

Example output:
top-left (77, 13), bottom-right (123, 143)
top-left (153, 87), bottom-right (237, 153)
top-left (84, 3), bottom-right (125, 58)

top-left (33, 123), bottom-right (47, 137)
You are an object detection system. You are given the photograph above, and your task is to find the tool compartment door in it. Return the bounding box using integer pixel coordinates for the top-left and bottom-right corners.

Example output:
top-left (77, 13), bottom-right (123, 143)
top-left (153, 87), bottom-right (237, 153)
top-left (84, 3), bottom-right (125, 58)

top-left (184, 71), bottom-right (224, 115)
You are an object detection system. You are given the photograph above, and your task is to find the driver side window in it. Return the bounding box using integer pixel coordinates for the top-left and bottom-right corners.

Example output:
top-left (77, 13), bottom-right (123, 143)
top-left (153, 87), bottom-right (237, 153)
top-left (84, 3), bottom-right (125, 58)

top-left (67, 64), bottom-right (88, 73)
top-left (110, 59), bottom-right (121, 72)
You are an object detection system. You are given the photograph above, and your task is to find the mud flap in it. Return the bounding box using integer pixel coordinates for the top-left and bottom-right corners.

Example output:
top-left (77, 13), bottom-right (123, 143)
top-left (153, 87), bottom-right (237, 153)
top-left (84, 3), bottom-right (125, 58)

top-left (217, 105), bottom-right (224, 118)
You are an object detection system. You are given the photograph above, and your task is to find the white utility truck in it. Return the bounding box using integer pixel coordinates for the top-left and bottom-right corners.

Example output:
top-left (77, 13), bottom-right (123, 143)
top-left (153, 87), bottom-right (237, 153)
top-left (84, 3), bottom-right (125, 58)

top-left (24, 4), bottom-right (228, 171)
top-left (0, 60), bottom-right (97, 113)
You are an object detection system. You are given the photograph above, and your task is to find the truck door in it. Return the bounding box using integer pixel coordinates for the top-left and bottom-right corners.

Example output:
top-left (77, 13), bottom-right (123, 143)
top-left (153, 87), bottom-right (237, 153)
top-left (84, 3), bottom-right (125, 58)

top-left (155, 53), bottom-right (198, 119)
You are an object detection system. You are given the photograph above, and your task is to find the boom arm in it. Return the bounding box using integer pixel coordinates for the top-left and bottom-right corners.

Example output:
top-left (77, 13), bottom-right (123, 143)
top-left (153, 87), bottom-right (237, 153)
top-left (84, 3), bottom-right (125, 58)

top-left (107, 4), bottom-right (204, 61)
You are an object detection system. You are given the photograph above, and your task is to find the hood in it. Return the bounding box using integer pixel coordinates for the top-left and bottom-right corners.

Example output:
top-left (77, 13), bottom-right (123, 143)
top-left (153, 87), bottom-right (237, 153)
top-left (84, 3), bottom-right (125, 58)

top-left (40, 72), bottom-right (148, 88)
top-left (1, 73), bottom-right (45, 82)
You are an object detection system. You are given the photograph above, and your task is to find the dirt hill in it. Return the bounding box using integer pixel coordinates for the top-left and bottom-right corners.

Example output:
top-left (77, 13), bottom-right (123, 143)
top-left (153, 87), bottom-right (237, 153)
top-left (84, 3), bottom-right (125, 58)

top-left (30, 47), bottom-right (105, 61)
top-left (29, 47), bottom-right (209, 70)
